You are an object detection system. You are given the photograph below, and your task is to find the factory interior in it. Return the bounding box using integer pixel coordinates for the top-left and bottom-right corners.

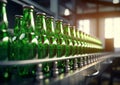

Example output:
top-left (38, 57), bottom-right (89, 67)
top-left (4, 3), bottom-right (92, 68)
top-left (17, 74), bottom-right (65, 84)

top-left (0, 0), bottom-right (120, 85)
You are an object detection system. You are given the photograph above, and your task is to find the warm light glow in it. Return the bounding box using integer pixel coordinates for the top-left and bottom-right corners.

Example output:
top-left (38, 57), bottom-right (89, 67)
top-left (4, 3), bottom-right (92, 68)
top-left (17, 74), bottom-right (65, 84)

top-left (113, 18), bottom-right (120, 48)
top-left (78, 20), bottom-right (90, 34)
top-left (105, 18), bottom-right (114, 38)
top-left (64, 9), bottom-right (70, 16)
top-left (105, 17), bottom-right (120, 49)
top-left (113, 0), bottom-right (119, 4)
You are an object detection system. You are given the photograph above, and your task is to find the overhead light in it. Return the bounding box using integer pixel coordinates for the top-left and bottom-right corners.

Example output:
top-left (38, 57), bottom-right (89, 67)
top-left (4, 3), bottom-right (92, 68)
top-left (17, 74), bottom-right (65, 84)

top-left (113, 0), bottom-right (119, 4)
top-left (64, 9), bottom-right (70, 16)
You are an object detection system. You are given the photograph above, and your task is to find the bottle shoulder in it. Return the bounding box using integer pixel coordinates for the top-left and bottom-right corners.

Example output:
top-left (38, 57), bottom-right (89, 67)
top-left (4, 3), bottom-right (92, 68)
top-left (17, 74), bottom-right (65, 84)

top-left (0, 21), bottom-right (8, 30)
top-left (0, 30), bottom-right (10, 41)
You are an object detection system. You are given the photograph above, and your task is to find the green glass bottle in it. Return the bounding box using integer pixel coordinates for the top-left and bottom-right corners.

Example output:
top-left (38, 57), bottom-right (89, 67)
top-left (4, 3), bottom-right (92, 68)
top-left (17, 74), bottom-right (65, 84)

top-left (63, 24), bottom-right (73, 70)
top-left (84, 33), bottom-right (88, 54)
top-left (8, 15), bottom-right (24, 79)
top-left (80, 31), bottom-right (85, 54)
top-left (9, 15), bottom-right (23, 60)
top-left (95, 38), bottom-right (98, 53)
top-left (89, 36), bottom-right (94, 53)
top-left (69, 26), bottom-right (74, 55)
top-left (46, 16), bottom-right (57, 58)
top-left (16, 5), bottom-right (37, 76)
top-left (73, 26), bottom-right (80, 55)
top-left (36, 13), bottom-right (49, 59)
top-left (35, 12), bottom-right (50, 78)
top-left (0, 0), bottom-right (9, 60)
top-left (55, 20), bottom-right (66, 74)
top-left (87, 35), bottom-right (91, 53)
top-left (83, 32), bottom-right (87, 54)
top-left (55, 20), bottom-right (66, 57)
top-left (76, 29), bottom-right (82, 67)
top-left (70, 26), bottom-right (78, 55)
top-left (99, 40), bottom-right (103, 52)
top-left (96, 38), bottom-right (101, 53)
top-left (21, 5), bottom-right (37, 60)
top-left (63, 24), bottom-right (73, 57)
top-left (92, 37), bottom-right (96, 53)
top-left (0, 0), bottom-right (10, 80)
top-left (87, 34), bottom-right (91, 54)
top-left (86, 34), bottom-right (90, 54)
top-left (76, 29), bottom-right (81, 55)
top-left (46, 16), bottom-right (58, 77)
top-left (14, 15), bottom-right (23, 36)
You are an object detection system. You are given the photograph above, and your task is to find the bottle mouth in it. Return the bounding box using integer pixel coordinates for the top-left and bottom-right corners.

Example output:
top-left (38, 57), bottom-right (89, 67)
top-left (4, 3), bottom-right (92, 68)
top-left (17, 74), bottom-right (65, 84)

top-left (55, 19), bottom-right (63, 22)
top-left (15, 15), bottom-right (23, 18)
top-left (63, 23), bottom-right (70, 26)
top-left (36, 12), bottom-right (46, 16)
top-left (0, 0), bottom-right (7, 3)
top-left (46, 16), bottom-right (54, 19)
top-left (23, 5), bottom-right (34, 9)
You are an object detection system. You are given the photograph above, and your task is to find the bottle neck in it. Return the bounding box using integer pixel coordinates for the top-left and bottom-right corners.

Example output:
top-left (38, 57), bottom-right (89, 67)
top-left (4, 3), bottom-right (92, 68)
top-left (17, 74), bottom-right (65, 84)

top-left (14, 17), bottom-right (22, 35)
top-left (36, 15), bottom-right (46, 34)
top-left (55, 21), bottom-right (63, 35)
top-left (76, 30), bottom-right (80, 39)
top-left (0, 2), bottom-right (8, 30)
top-left (63, 25), bottom-right (71, 37)
top-left (68, 27), bottom-right (71, 37)
top-left (22, 9), bottom-right (35, 33)
top-left (46, 18), bottom-right (54, 33)
top-left (73, 29), bottom-right (76, 38)
top-left (70, 27), bottom-right (74, 37)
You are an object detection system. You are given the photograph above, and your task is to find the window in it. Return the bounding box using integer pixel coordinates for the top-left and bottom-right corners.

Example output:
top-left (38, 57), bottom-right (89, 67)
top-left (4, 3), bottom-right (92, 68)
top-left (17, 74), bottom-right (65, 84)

top-left (105, 18), bottom-right (114, 38)
top-left (78, 19), bottom-right (90, 34)
top-left (105, 17), bottom-right (120, 48)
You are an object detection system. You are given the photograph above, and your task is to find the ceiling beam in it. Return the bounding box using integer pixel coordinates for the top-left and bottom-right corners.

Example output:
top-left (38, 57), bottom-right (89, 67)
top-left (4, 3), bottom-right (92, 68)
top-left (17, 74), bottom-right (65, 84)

top-left (76, 11), bottom-right (120, 19)
top-left (81, 0), bottom-right (120, 7)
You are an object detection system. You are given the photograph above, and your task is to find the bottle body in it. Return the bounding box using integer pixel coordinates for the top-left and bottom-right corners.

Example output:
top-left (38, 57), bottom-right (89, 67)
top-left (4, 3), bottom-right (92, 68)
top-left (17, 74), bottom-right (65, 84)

top-left (46, 16), bottom-right (57, 58)
top-left (0, 0), bottom-right (11, 80)
top-left (55, 20), bottom-right (66, 74)
top-left (9, 6), bottom-right (37, 77)
top-left (70, 26), bottom-right (78, 56)
top-left (36, 13), bottom-right (50, 78)
top-left (63, 24), bottom-right (73, 57)
top-left (0, 0), bottom-right (9, 60)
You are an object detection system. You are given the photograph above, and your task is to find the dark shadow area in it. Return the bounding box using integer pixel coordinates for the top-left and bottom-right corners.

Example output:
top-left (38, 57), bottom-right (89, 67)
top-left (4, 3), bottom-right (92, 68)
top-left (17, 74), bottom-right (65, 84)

top-left (86, 57), bottom-right (120, 85)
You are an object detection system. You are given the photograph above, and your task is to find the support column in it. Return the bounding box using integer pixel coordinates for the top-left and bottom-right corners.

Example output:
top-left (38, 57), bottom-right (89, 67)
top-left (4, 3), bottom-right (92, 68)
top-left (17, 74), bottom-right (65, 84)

top-left (96, 0), bottom-right (100, 38)
top-left (96, 18), bottom-right (99, 37)
top-left (50, 0), bottom-right (58, 18)
top-left (71, 0), bottom-right (77, 26)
